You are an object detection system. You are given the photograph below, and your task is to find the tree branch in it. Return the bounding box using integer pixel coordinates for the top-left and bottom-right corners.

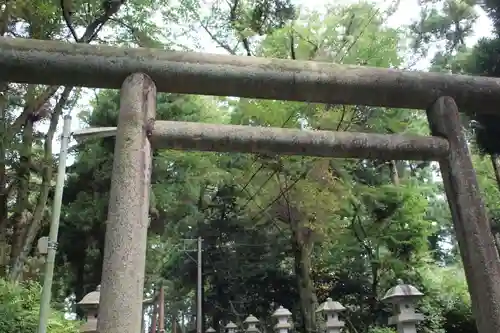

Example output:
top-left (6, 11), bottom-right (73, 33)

top-left (248, 166), bottom-right (309, 222)
top-left (336, 105), bottom-right (348, 131)
top-left (276, 172), bottom-right (293, 226)
top-left (289, 28), bottom-right (296, 60)
top-left (201, 21), bottom-right (236, 55)
top-left (292, 27), bottom-right (319, 54)
top-left (8, 87), bottom-right (73, 281)
top-left (228, 0), bottom-right (252, 56)
top-left (83, 0), bottom-right (127, 43)
top-left (349, 201), bottom-right (374, 259)
top-left (1, 178), bottom-right (17, 197)
top-left (7, 86), bottom-right (60, 142)
top-left (60, 0), bottom-right (79, 42)
top-left (0, 0), bottom-right (12, 36)
top-left (6, 0), bottom-right (126, 149)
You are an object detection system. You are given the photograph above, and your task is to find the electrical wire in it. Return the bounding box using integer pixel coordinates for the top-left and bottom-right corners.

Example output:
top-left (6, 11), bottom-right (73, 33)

top-left (236, 111), bottom-right (297, 210)
top-left (174, 111), bottom-right (303, 252)
top-left (238, 170), bottom-right (275, 212)
top-left (247, 166), bottom-right (309, 223)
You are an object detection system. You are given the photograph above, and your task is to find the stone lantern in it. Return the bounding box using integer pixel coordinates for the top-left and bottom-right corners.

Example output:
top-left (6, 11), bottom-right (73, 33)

top-left (78, 285), bottom-right (101, 333)
top-left (225, 321), bottom-right (238, 333)
top-left (206, 327), bottom-right (216, 333)
top-left (272, 306), bottom-right (292, 333)
top-left (316, 298), bottom-right (346, 333)
top-left (77, 283), bottom-right (155, 333)
top-left (244, 314), bottom-right (260, 333)
top-left (382, 279), bottom-right (425, 333)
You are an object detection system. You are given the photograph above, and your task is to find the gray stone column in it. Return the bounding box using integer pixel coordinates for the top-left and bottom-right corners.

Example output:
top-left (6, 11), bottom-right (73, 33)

top-left (97, 73), bottom-right (157, 333)
top-left (427, 96), bottom-right (500, 333)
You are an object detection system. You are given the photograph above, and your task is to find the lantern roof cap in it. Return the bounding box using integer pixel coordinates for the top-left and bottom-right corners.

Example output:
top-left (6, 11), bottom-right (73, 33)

top-left (316, 298), bottom-right (346, 313)
top-left (382, 279), bottom-right (424, 303)
top-left (225, 322), bottom-right (237, 329)
top-left (272, 306), bottom-right (292, 317)
top-left (78, 285), bottom-right (100, 306)
top-left (244, 315), bottom-right (259, 324)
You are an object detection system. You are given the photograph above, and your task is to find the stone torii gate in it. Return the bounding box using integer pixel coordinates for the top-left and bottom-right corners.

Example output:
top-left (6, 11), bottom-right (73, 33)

top-left (1, 37), bottom-right (500, 333)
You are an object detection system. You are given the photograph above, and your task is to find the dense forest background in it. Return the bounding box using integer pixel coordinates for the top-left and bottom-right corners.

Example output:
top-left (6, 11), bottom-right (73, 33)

top-left (1, 0), bottom-right (500, 332)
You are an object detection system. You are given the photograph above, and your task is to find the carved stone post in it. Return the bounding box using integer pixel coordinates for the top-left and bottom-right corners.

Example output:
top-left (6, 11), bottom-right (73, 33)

top-left (272, 306), bottom-right (292, 333)
top-left (316, 298), bottom-right (345, 333)
top-left (97, 73), bottom-right (157, 333)
top-left (382, 279), bottom-right (424, 333)
top-left (427, 96), bottom-right (500, 333)
top-left (225, 322), bottom-right (238, 333)
top-left (244, 315), bottom-right (260, 333)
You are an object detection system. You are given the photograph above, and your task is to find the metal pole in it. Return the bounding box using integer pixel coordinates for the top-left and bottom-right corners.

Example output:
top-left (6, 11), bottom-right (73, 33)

top-left (150, 302), bottom-right (158, 333)
top-left (159, 286), bottom-right (165, 333)
top-left (37, 114), bottom-right (72, 333)
top-left (197, 237), bottom-right (203, 333)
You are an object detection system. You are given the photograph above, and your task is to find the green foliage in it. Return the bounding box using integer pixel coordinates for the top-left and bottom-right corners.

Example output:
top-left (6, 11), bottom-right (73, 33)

top-left (4, 1), bottom-right (487, 333)
top-left (58, 89), bottom-right (229, 300)
top-left (481, 0), bottom-right (500, 30)
top-left (417, 265), bottom-right (475, 333)
top-left (258, 2), bottom-right (402, 66)
top-left (368, 327), bottom-right (397, 333)
top-left (460, 37), bottom-right (500, 155)
top-left (420, 0), bottom-right (500, 154)
top-left (0, 278), bottom-right (79, 333)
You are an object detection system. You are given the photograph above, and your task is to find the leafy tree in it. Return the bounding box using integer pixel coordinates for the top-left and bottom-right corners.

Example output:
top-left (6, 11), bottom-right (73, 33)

top-left (58, 88), bottom-right (226, 308)
top-left (0, 278), bottom-right (79, 333)
top-left (413, 0), bottom-right (500, 255)
top-left (0, 1), bottom-right (484, 333)
top-left (0, 0), bottom-right (175, 282)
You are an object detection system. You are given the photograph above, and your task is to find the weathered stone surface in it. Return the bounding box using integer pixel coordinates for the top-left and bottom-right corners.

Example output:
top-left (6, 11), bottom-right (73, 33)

top-left (97, 73), bottom-right (156, 333)
top-left (151, 121), bottom-right (449, 161)
top-left (427, 96), bottom-right (500, 333)
top-left (1, 37), bottom-right (500, 112)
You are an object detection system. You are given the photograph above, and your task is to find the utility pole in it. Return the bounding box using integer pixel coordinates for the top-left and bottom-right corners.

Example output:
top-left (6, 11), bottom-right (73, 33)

top-left (37, 115), bottom-right (72, 333)
top-left (197, 236), bottom-right (203, 333)
top-left (36, 117), bottom-right (137, 333)
top-left (159, 286), bottom-right (165, 333)
top-left (181, 237), bottom-right (203, 333)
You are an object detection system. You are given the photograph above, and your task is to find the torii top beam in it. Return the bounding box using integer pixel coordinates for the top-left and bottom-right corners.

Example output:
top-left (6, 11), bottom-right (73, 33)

top-left (0, 37), bottom-right (499, 113)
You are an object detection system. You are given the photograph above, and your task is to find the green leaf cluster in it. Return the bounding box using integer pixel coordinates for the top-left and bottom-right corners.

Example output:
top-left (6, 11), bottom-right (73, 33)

top-left (0, 278), bottom-right (80, 333)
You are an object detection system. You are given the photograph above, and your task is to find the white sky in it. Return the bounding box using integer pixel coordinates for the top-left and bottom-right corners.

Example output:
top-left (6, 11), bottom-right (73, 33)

top-left (49, 0), bottom-right (494, 157)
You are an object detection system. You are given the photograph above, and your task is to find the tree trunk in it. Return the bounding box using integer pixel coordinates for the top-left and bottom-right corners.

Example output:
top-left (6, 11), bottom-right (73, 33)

top-left (274, 171), bottom-right (318, 333)
top-left (0, 0), bottom-right (13, 250)
top-left (173, 314), bottom-right (178, 333)
top-left (8, 111), bottom-right (34, 280)
top-left (490, 154), bottom-right (500, 256)
top-left (491, 155), bottom-right (500, 192)
top-left (0, 0), bottom-right (14, 272)
top-left (291, 224), bottom-right (317, 333)
top-left (8, 87), bottom-right (72, 281)
top-left (388, 160), bottom-right (399, 185)
top-left (0, 82), bottom-right (9, 276)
